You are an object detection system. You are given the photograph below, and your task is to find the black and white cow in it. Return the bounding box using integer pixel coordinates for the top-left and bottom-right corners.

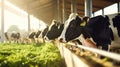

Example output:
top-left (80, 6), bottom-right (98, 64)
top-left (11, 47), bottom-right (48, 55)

top-left (37, 26), bottom-right (49, 43)
top-left (28, 31), bottom-right (36, 39)
top-left (11, 32), bottom-right (21, 43)
top-left (59, 13), bottom-right (114, 50)
top-left (85, 15), bottom-right (114, 50)
top-left (4, 31), bottom-right (21, 43)
top-left (35, 30), bottom-right (41, 38)
top-left (112, 14), bottom-right (120, 37)
top-left (110, 14), bottom-right (120, 51)
top-left (39, 26), bottom-right (49, 38)
top-left (28, 31), bottom-right (37, 43)
top-left (44, 20), bottom-right (64, 40)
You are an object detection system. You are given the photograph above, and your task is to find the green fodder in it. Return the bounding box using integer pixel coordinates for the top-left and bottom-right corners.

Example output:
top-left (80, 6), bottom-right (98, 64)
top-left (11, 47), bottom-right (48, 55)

top-left (0, 43), bottom-right (63, 67)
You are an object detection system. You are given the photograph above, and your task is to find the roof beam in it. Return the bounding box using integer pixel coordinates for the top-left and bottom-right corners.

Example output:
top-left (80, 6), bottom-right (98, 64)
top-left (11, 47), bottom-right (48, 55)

top-left (66, 1), bottom-right (103, 9)
top-left (100, 0), bottom-right (120, 3)
top-left (66, 6), bottom-right (84, 12)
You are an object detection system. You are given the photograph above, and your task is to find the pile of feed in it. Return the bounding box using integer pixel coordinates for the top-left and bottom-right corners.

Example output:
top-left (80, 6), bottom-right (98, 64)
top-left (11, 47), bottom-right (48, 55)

top-left (64, 44), bottom-right (118, 67)
top-left (0, 43), bottom-right (64, 67)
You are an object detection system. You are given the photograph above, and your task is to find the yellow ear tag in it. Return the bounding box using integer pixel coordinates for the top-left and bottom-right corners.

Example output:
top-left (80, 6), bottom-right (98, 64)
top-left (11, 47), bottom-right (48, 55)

top-left (80, 21), bottom-right (86, 26)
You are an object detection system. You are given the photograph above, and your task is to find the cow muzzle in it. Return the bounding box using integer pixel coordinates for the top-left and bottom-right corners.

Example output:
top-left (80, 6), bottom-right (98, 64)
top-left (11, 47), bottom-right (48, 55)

top-left (44, 36), bottom-right (49, 40)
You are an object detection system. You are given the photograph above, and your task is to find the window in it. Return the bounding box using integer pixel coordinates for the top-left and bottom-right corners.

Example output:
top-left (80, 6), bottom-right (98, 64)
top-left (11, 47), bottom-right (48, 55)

top-left (104, 3), bottom-right (118, 15)
top-left (0, 0), bottom-right (46, 32)
top-left (94, 9), bottom-right (102, 16)
top-left (30, 15), bottom-right (40, 31)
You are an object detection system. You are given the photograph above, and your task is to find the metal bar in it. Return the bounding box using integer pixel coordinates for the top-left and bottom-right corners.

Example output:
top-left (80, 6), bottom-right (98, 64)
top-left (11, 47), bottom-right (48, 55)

top-left (28, 13), bottom-right (30, 32)
top-left (57, 0), bottom-right (60, 22)
top-left (77, 45), bottom-right (120, 61)
top-left (68, 42), bottom-right (120, 61)
top-left (71, 0), bottom-right (77, 13)
top-left (118, 2), bottom-right (120, 12)
top-left (62, 0), bottom-right (67, 23)
top-left (93, 12), bottom-right (95, 17)
top-left (85, 0), bottom-right (92, 17)
top-left (102, 9), bottom-right (104, 15)
top-left (1, 0), bottom-right (5, 43)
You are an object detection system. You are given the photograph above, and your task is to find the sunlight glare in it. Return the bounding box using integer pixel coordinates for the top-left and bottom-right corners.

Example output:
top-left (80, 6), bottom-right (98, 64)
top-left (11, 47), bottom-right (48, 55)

top-left (0, 0), bottom-right (47, 32)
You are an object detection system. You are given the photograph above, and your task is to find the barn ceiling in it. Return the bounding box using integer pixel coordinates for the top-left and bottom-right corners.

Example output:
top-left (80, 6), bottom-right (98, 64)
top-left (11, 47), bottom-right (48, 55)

top-left (7, 0), bottom-right (120, 25)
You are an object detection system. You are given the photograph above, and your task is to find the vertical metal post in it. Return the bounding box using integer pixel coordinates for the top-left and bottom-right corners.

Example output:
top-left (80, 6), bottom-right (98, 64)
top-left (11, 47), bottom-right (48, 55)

top-left (62, 0), bottom-right (67, 23)
top-left (59, 2), bottom-right (62, 23)
top-left (85, 0), bottom-right (92, 17)
top-left (118, 2), bottom-right (120, 13)
top-left (102, 9), bottom-right (104, 15)
top-left (71, 0), bottom-right (77, 13)
top-left (57, 0), bottom-right (60, 22)
top-left (1, 0), bottom-right (5, 43)
top-left (28, 13), bottom-right (30, 33)
top-left (92, 12), bottom-right (95, 17)
top-left (53, 0), bottom-right (58, 21)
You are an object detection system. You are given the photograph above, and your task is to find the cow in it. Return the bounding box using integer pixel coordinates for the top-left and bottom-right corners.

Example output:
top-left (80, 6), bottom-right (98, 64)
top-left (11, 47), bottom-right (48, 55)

top-left (110, 14), bottom-right (120, 52)
top-left (43, 20), bottom-right (64, 45)
top-left (58, 13), bottom-right (120, 64)
top-left (39, 26), bottom-right (49, 38)
top-left (85, 15), bottom-right (114, 50)
top-left (44, 20), bottom-right (64, 40)
top-left (35, 30), bottom-right (41, 38)
top-left (4, 31), bottom-right (21, 43)
top-left (11, 32), bottom-right (21, 43)
top-left (18, 31), bottom-right (29, 44)
top-left (28, 31), bottom-right (36, 39)
top-left (112, 14), bottom-right (120, 37)
top-left (34, 30), bottom-right (44, 43)
top-left (4, 32), bottom-right (9, 42)
top-left (58, 13), bottom-right (114, 51)
top-left (38, 26), bottom-right (49, 43)
top-left (28, 31), bottom-right (36, 43)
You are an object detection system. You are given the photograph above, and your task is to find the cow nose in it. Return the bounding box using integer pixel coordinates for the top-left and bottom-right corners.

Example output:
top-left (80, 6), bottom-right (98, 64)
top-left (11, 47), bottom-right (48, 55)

top-left (59, 38), bottom-right (63, 42)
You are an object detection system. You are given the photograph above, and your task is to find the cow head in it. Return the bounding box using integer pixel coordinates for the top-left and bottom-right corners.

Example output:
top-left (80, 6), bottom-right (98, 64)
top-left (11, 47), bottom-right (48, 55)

top-left (11, 31), bottom-right (20, 39)
top-left (35, 30), bottom-right (41, 38)
top-left (58, 13), bottom-right (86, 42)
top-left (28, 31), bottom-right (36, 39)
top-left (41, 26), bottom-right (49, 38)
top-left (112, 14), bottom-right (120, 37)
top-left (45, 20), bottom-right (64, 40)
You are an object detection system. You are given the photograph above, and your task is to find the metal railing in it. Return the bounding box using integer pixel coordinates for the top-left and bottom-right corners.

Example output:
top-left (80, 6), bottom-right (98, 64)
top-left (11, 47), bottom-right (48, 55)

top-left (67, 42), bottom-right (120, 61)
